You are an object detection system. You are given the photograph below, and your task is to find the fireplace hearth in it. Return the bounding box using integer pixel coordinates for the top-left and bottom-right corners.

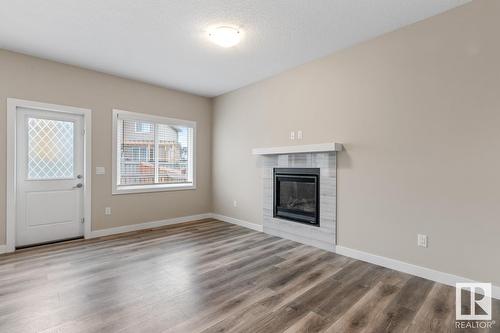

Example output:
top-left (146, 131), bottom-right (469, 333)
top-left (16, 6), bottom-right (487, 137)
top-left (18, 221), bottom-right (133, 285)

top-left (273, 168), bottom-right (320, 226)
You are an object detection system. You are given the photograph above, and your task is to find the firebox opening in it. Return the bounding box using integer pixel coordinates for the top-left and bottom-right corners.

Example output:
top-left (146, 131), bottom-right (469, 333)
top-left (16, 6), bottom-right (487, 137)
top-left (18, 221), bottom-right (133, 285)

top-left (273, 168), bottom-right (320, 226)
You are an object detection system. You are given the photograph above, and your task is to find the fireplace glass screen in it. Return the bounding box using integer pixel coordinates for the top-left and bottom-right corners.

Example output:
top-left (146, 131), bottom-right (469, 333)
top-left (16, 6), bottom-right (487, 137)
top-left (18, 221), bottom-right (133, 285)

top-left (273, 168), bottom-right (320, 226)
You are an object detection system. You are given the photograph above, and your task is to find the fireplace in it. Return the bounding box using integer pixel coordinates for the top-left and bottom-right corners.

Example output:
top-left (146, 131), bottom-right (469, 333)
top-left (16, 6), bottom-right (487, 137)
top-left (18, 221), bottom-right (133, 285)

top-left (273, 168), bottom-right (320, 226)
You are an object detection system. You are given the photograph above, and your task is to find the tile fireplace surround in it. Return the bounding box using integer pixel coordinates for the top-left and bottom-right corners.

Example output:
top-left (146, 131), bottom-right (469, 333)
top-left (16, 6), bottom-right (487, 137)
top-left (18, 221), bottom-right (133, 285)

top-left (254, 143), bottom-right (342, 251)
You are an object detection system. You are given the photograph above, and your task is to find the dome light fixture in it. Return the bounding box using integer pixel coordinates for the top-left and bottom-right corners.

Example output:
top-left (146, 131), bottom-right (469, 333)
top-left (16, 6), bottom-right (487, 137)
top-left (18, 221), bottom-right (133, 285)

top-left (208, 26), bottom-right (242, 48)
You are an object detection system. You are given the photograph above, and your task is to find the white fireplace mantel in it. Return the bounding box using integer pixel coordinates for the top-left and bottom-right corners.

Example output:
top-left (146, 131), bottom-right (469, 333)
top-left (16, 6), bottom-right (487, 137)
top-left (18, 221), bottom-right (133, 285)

top-left (252, 142), bottom-right (343, 155)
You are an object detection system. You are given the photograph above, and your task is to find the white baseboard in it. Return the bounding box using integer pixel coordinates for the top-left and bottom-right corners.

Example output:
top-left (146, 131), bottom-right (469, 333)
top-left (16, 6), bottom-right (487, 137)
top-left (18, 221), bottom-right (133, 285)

top-left (87, 213), bottom-right (212, 239)
top-left (335, 245), bottom-right (500, 300)
top-left (0, 245), bottom-right (7, 254)
top-left (210, 213), bottom-right (264, 232)
top-left (87, 212), bottom-right (263, 239)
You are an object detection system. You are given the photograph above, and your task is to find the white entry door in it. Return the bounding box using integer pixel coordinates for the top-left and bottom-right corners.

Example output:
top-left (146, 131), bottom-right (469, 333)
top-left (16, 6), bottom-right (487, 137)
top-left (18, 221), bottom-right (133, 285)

top-left (16, 107), bottom-right (85, 247)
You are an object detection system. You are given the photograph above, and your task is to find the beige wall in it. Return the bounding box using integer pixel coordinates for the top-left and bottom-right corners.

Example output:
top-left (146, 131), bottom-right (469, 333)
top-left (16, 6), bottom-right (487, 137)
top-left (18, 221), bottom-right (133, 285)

top-left (0, 49), bottom-right (212, 243)
top-left (213, 0), bottom-right (500, 285)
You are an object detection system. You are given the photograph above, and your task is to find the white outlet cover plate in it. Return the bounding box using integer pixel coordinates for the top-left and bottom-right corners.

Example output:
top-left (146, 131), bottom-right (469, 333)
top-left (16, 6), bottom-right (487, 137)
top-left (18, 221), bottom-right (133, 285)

top-left (418, 234), bottom-right (428, 247)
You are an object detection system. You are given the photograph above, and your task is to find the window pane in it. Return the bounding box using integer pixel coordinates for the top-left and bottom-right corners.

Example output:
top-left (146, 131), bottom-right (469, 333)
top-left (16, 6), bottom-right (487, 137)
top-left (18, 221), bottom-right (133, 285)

top-left (119, 119), bottom-right (155, 185)
top-left (28, 118), bottom-right (74, 179)
top-left (157, 124), bottom-right (192, 184)
top-left (116, 113), bottom-right (194, 189)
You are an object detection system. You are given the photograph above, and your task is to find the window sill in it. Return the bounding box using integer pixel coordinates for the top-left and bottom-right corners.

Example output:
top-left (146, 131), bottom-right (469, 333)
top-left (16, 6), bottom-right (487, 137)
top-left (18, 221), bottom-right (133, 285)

top-left (112, 183), bottom-right (196, 195)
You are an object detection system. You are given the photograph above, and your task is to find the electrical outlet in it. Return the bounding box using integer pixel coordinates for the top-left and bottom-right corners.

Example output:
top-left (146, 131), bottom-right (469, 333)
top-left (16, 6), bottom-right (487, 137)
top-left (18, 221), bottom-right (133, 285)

top-left (290, 131), bottom-right (295, 140)
top-left (233, 200), bottom-right (238, 208)
top-left (297, 130), bottom-right (303, 140)
top-left (105, 207), bottom-right (112, 215)
top-left (417, 234), bottom-right (428, 248)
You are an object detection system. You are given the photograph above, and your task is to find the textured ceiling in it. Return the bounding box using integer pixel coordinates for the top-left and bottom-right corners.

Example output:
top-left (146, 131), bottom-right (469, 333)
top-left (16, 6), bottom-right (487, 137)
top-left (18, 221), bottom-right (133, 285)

top-left (0, 0), bottom-right (470, 97)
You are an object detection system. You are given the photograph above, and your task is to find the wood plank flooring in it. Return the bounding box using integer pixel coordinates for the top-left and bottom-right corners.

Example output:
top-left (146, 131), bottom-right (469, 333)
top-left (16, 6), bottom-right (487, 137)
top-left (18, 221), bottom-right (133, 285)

top-left (0, 219), bottom-right (498, 333)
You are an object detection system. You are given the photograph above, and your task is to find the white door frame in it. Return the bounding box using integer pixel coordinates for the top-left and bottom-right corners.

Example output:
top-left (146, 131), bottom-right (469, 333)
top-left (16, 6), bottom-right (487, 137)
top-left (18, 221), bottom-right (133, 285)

top-left (6, 98), bottom-right (92, 252)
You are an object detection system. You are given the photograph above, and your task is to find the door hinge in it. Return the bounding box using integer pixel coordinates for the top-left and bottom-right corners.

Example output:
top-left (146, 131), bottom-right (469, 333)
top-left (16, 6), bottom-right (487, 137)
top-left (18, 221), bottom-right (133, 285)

top-left (81, 218), bottom-right (85, 224)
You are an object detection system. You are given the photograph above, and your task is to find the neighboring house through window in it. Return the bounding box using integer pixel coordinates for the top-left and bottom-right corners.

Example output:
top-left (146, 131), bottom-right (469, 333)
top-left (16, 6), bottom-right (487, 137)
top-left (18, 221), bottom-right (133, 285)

top-left (112, 110), bottom-right (196, 194)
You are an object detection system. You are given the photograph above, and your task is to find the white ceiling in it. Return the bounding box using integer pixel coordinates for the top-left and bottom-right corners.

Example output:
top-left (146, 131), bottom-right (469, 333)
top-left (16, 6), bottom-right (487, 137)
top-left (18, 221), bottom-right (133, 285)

top-left (0, 0), bottom-right (470, 97)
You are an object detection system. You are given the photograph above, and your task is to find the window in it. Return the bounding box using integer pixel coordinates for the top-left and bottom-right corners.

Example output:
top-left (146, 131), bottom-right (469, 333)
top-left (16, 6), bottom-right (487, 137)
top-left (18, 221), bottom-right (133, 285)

top-left (135, 121), bottom-right (153, 133)
top-left (112, 110), bottom-right (195, 194)
top-left (27, 117), bottom-right (75, 179)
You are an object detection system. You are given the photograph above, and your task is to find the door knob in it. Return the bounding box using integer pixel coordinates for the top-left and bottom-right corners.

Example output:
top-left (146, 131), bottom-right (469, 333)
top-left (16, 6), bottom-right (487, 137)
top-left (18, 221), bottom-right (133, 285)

top-left (77, 175), bottom-right (83, 179)
top-left (73, 183), bottom-right (83, 189)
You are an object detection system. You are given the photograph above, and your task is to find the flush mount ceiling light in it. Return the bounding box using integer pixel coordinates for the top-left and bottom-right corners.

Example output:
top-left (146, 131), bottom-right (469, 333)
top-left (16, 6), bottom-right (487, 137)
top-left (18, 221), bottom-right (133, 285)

top-left (208, 26), bottom-right (242, 48)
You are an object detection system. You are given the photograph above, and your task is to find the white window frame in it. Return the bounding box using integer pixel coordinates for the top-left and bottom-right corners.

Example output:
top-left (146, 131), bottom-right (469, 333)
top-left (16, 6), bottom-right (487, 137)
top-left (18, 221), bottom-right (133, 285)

top-left (112, 109), bottom-right (196, 195)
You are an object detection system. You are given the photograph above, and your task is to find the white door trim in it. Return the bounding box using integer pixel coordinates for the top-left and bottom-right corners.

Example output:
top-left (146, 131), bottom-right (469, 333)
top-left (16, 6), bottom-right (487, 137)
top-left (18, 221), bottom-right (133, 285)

top-left (6, 98), bottom-right (92, 252)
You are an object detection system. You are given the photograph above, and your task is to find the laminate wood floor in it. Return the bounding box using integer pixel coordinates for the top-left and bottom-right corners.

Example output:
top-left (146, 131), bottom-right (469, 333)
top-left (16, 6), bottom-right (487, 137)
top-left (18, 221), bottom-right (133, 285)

top-left (1, 219), bottom-right (498, 333)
